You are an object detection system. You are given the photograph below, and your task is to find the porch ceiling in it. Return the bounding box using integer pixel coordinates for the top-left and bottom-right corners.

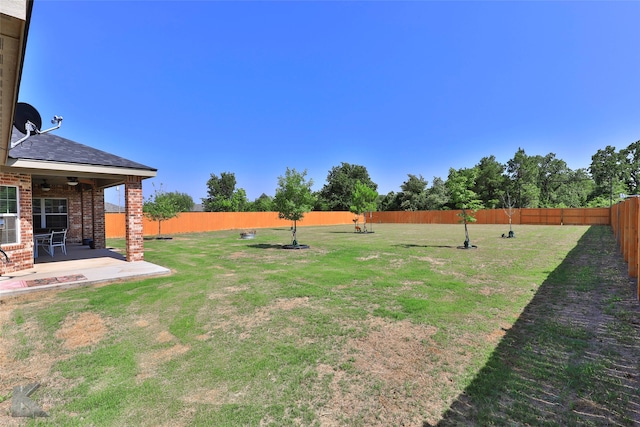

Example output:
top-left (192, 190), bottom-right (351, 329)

top-left (30, 172), bottom-right (126, 190)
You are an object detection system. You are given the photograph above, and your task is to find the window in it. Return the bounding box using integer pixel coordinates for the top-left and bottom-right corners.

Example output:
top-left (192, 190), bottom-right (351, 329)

top-left (33, 198), bottom-right (68, 230)
top-left (0, 186), bottom-right (19, 245)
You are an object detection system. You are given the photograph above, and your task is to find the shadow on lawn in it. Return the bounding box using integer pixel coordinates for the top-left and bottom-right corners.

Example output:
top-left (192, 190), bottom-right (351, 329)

top-left (395, 244), bottom-right (458, 249)
top-left (246, 243), bottom-right (287, 250)
top-left (427, 225), bottom-right (640, 426)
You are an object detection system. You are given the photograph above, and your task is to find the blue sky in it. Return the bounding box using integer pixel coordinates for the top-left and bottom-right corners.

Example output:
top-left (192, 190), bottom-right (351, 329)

top-left (17, 1), bottom-right (640, 207)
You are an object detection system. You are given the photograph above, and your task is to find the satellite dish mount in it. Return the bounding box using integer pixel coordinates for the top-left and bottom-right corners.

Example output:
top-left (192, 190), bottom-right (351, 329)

top-left (12, 102), bottom-right (63, 149)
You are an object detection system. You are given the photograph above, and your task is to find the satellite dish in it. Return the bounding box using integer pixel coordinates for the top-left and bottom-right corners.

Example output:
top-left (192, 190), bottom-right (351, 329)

top-left (13, 102), bottom-right (42, 134)
top-left (11, 103), bottom-right (63, 149)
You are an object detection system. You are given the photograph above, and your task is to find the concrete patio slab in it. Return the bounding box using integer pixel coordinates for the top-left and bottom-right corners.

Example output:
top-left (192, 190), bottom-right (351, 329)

top-left (0, 243), bottom-right (171, 299)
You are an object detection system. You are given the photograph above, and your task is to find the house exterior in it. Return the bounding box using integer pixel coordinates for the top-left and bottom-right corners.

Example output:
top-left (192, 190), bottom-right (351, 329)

top-left (0, 0), bottom-right (157, 274)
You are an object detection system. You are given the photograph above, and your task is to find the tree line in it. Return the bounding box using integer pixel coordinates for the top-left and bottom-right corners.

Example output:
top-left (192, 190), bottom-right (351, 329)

top-left (200, 142), bottom-right (639, 213)
top-left (143, 141), bottom-right (640, 226)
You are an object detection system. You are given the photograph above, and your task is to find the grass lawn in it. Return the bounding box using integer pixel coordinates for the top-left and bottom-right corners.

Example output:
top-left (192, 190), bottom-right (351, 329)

top-left (1, 224), bottom-right (639, 426)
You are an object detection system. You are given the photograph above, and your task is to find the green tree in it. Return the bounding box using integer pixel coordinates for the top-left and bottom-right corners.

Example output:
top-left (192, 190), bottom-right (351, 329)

top-left (164, 191), bottom-right (194, 212)
top-left (589, 146), bottom-right (626, 206)
top-left (537, 153), bottom-right (572, 208)
top-left (554, 168), bottom-right (594, 208)
top-left (446, 168), bottom-right (483, 248)
top-left (424, 177), bottom-right (449, 210)
top-left (620, 140), bottom-right (640, 195)
top-left (377, 191), bottom-right (400, 211)
top-left (274, 168), bottom-right (316, 246)
top-left (143, 184), bottom-right (181, 237)
top-left (474, 156), bottom-right (506, 208)
top-left (349, 180), bottom-right (378, 232)
top-left (506, 148), bottom-right (541, 208)
top-left (317, 163), bottom-right (377, 211)
top-left (247, 193), bottom-right (275, 212)
top-left (397, 174), bottom-right (429, 211)
top-left (229, 189), bottom-right (248, 212)
top-left (203, 172), bottom-right (248, 212)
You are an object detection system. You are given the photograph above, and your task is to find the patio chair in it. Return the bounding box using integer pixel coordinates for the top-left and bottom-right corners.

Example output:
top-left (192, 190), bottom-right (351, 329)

top-left (34, 230), bottom-right (52, 258)
top-left (41, 229), bottom-right (67, 257)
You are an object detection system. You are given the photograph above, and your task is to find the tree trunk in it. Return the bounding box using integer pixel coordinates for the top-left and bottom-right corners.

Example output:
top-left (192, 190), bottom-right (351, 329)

top-left (292, 220), bottom-right (298, 246)
top-left (462, 208), bottom-right (471, 247)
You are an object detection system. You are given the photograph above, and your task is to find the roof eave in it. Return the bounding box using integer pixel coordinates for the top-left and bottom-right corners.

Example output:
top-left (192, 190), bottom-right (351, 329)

top-left (0, 1), bottom-right (33, 164)
top-left (3, 158), bottom-right (157, 178)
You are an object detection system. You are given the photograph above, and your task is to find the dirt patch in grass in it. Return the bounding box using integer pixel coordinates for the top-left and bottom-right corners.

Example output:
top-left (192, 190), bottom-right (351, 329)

top-left (129, 316), bottom-right (193, 383)
top-left (155, 330), bottom-right (175, 344)
top-left (209, 296), bottom-right (312, 340)
top-left (137, 342), bottom-right (190, 382)
top-left (56, 311), bottom-right (108, 350)
top-left (414, 255), bottom-right (447, 266)
top-left (227, 251), bottom-right (247, 260)
top-left (356, 254), bottom-right (379, 261)
top-left (317, 317), bottom-right (452, 426)
top-left (0, 291), bottom-right (110, 425)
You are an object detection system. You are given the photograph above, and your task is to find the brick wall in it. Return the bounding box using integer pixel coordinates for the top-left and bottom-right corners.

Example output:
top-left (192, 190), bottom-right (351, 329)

top-left (32, 181), bottom-right (106, 248)
top-left (29, 185), bottom-right (82, 243)
top-left (125, 176), bottom-right (144, 262)
top-left (92, 187), bottom-right (105, 249)
top-left (0, 172), bottom-right (33, 274)
top-left (81, 186), bottom-right (93, 242)
top-left (33, 182), bottom-right (84, 243)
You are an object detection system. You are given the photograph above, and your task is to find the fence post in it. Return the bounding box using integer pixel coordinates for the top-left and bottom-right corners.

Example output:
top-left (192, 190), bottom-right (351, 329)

top-left (623, 200), bottom-right (630, 262)
top-left (635, 198), bottom-right (640, 300)
top-left (629, 198), bottom-right (638, 278)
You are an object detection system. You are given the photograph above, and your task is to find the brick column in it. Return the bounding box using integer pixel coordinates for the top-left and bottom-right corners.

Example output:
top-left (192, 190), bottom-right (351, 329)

top-left (125, 176), bottom-right (144, 262)
top-left (81, 186), bottom-right (94, 243)
top-left (92, 187), bottom-right (106, 249)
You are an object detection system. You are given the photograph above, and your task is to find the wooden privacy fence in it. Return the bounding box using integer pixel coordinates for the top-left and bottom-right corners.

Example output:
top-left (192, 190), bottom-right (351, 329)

top-left (106, 211), bottom-right (356, 238)
top-left (107, 207), bottom-right (610, 237)
top-left (368, 208), bottom-right (611, 226)
top-left (611, 197), bottom-right (640, 300)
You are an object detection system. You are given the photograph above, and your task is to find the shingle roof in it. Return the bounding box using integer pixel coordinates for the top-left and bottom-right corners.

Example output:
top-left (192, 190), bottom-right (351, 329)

top-left (9, 128), bottom-right (156, 172)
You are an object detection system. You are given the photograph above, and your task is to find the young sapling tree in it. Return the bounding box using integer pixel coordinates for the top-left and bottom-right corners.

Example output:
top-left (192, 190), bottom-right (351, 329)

top-left (273, 168), bottom-right (316, 247)
top-left (349, 180), bottom-right (378, 233)
top-left (501, 191), bottom-right (516, 238)
top-left (143, 184), bottom-right (182, 238)
top-left (446, 168), bottom-right (484, 248)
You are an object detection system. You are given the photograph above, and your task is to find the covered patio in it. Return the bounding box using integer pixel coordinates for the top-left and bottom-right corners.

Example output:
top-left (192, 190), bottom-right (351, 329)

top-left (0, 128), bottom-right (159, 277)
top-left (0, 241), bottom-right (170, 298)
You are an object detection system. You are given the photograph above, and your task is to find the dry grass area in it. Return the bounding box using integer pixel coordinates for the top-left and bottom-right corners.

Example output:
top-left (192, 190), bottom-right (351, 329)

top-left (0, 224), bottom-right (638, 426)
top-left (0, 292), bottom-right (87, 426)
top-left (0, 292), bottom-right (497, 425)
